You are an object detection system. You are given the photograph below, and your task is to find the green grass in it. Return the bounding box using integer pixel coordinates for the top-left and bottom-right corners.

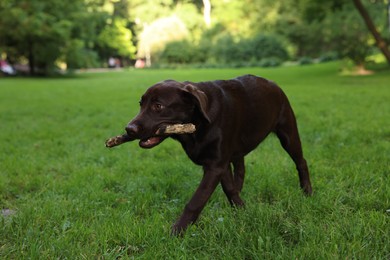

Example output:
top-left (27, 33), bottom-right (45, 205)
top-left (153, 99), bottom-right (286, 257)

top-left (1, 62), bottom-right (389, 259)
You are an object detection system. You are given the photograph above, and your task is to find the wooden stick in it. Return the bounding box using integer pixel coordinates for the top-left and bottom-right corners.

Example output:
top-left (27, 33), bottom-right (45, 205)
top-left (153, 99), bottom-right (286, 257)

top-left (155, 123), bottom-right (196, 135)
top-left (105, 123), bottom-right (196, 148)
top-left (105, 134), bottom-right (132, 148)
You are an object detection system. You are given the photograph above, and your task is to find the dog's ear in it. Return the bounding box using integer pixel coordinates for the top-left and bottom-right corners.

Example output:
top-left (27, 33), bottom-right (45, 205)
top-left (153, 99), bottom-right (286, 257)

top-left (183, 84), bottom-right (211, 123)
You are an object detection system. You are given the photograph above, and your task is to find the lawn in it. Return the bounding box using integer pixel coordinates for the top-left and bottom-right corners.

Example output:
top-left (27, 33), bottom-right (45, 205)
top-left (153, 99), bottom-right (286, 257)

top-left (0, 62), bottom-right (389, 259)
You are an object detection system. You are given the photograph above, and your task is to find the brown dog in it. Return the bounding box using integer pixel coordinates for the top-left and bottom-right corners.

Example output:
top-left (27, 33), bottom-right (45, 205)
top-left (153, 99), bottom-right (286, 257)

top-left (119, 75), bottom-right (312, 235)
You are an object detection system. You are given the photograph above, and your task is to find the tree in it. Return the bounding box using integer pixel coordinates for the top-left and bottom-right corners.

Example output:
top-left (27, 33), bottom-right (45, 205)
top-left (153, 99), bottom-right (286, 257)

top-left (137, 16), bottom-right (189, 66)
top-left (269, 0), bottom-right (389, 66)
top-left (0, 0), bottom-right (111, 74)
top-left (352, 0), bottom-right (390, 65)
top-left (202, 0), bottom-right (211, 27)
top-left (0, 0), bottom-right (80, 74)
top-left (97, 19), bottom-right (136, 59)
top-left (319, 2), bottom-right (374, 68)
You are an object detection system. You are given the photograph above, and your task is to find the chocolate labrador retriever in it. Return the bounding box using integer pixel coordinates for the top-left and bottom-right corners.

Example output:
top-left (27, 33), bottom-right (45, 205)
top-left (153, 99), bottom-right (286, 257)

top-left (119, 74), bottom-right (312, 235)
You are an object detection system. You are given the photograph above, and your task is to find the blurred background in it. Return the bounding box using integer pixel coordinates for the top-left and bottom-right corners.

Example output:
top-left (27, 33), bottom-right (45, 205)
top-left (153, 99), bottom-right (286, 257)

top-left (0, 0), bottom-right (389, 76)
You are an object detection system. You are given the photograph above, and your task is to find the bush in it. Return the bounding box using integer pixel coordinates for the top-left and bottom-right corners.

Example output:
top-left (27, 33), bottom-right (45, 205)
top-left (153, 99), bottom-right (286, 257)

top-left (318, 51), bottom-right (339, 63)
top-left (158, 33), bottom-right (289, 67)
top-left (65, 39), bottom-right (99, 69)
top-left (247, 35), bottom-right (289, 61)
top-left (209, 33), bottom-right (288, 65)
top-left (209, 33), bottom-right (241, 63)
top-left (158, 40), bottom-right (210, 64)
top-left (257, 57), bottom-right (283, 67)
top-left (298, 56), bottom-right (314, 65)
top-left (158, 41), bottom-right (194, 64)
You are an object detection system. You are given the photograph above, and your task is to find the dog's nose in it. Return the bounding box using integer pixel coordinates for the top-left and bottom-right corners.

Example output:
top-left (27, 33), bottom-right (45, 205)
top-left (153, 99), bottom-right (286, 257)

top-left (125, 124), bottom-right (140, 137)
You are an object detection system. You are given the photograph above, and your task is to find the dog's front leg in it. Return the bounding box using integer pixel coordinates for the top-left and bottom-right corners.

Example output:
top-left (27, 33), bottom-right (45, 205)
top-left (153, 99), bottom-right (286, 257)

top-left (172, 165), bottom-right (224, 235)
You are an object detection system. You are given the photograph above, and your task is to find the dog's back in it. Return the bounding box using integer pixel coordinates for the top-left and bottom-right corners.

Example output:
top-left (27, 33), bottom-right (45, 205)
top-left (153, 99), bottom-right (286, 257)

top-left (190, 75), bottom-right (287, 156)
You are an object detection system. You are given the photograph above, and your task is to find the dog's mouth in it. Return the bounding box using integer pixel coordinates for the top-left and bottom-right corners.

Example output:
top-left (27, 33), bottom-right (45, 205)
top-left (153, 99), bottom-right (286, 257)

top-left (138, 122), bottom-right (183, 149)
top-left (139, 136), bottom-right (167, 149)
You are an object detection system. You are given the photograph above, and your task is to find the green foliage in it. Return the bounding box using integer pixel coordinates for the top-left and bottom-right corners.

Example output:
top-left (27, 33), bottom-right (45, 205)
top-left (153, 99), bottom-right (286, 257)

top-left (97, 19), bottom-right (136, 59)
top-left (212, 0), bottom-right (251, 36)
top-left (298, 0), bottom-right (349, 22)
top-left (257, 57), bottom-right (283, 67)
top-left (65, 39), bottom-right (100, 69)
top-left (0, 0), bottom-right (137, 73)
top-left (298, 56), bottom-right (314, 65)
top-left (247, 34), bottom-right (289, 61)
top-left (0, 63), bottom-right (389, 258)
top-left (152, 0), bottom-right (388, 67)
top-left (210, 33), bottom-right (241, 63)
top-left (282, 0), bottom-right (388, 64)
top-left (1, 0), bottom-right (389, 72)
top-left (172, 1), bottom-right (205, 41)
top-left (137, 16), bottom-right (189, 59)
top-left (127, 0), bottom-right (177, 25)
top-left (322, 2), bottom-right (373, 65)
top-left (158, 40), bottom-right (199, 64)
top-left (0, 0), bottom-right (74, 73)
top-left (0, 0), bottom-right (109, 74)
top-left (158, 33), bottom-right (288, 67)
top-left (277, 21), bottom-right (325, 58)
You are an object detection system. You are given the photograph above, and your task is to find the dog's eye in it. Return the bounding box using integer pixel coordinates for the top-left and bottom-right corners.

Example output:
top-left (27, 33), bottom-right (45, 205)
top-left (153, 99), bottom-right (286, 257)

top-left (152, 103), bottom-right (164, 112)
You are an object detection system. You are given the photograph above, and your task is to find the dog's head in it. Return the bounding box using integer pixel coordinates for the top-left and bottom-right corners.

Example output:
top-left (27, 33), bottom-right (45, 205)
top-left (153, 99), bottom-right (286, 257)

top-left (125, 80), bottom-right (210, 148)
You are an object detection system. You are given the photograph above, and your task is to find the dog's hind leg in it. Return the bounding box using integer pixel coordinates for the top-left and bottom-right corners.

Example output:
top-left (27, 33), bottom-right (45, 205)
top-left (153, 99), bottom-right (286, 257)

top-left (232, 157), bottom-right (245, 192)
top-left (221, 163), bottom-right (245, 207)
top-left (275, 103), bottom-right (313, 195)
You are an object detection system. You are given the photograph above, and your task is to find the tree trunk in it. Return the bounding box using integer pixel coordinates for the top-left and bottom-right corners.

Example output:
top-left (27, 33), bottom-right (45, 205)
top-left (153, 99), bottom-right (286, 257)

top-left (28, 39), bottom-right (35, 75)
top-left (352, 0), bottom-right (390, 65)
top-left (203, 0), bottom-right (211, 27)
top-left (145, 45), bottom-right (151, 67)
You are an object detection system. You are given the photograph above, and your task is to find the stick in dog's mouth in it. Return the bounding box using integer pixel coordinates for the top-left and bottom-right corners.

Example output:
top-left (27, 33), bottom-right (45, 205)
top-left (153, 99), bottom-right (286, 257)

top-left (105, 123), bottom-right (196, 148)
top-left (155, 123), bottom-right (196, 135)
